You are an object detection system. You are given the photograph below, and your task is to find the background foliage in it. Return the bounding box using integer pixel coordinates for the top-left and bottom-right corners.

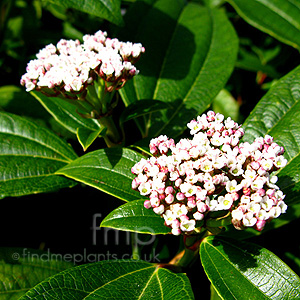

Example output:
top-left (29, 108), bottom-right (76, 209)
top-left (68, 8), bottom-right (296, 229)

top-left (1, 0), bottom-right (300, 299)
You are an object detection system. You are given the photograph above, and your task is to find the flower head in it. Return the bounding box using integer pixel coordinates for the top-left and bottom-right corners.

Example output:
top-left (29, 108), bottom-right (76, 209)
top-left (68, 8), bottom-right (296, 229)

top-left (131, 111), bottom-right (288, 235)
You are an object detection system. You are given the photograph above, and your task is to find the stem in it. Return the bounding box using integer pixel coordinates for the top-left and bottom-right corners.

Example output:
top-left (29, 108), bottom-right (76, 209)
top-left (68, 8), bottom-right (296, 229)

top-left (168, 230), bottom-right (211, 268)
top-left (97, 116), bottom-right (122, 147)
top-left (131, 233), bottom-right (140, 260)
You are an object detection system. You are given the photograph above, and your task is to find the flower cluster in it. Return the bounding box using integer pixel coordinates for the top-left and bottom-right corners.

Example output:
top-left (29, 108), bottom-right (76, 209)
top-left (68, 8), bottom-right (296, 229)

top-left (20, 30), bottom-right (145, 94)
top-left (131, 111), bottom-right (288, 235)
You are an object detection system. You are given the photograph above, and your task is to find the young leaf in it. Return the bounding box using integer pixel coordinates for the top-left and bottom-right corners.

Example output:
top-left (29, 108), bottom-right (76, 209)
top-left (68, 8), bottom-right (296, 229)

top-left (0, 247), bottom-right (73, 299)
top-left (56, 148), bottom-right (145, 202)
top-left (242, 65), bottom-right (300, 205)
top-left (120, 1), bottom-right (238, 137)
top-left (226, 0), bottom-right (300, 50)
top-left (101, 199), bottom-right (170, 234)
top-left (31, 91), bottom-right (102, 135)
top-left (0, 112), bottom-right (77, 198)
top-left (19, 260), bottom-right (195, 299)
top-left (44, 0), bottom-right (123, 26)
top-left (77, 126), bottom-right (107, 151)
top-left (200, 236), bottom-right (300, 300)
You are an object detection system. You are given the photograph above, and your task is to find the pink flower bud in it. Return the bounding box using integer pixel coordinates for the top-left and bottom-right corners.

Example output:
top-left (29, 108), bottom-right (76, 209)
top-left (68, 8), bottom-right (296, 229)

top-left (176, 192), bottom-right (185, 201)
top-left (255, 219), bottom-right (266, 231)
top-left (131, 178), bottom-right (139, 189)
top-left (251, 161), bottom-right (260, 170)
top-left (243, 187), bottom-right (251, 196)
top-left (165, 186), bottom-right (174, 195)
top-left (231, 192), bottom-right (240, 201)
top-left (153, 205), bottom-right (164, 215)
top-left (165, 194), bottom-right (174, 204)
top-left (159, 194), bottom-right (165, 201)
top-left (257, 188), bottom-right (266, 196)
top-left (197, 201), bottom-right (207, 213)
top-left (144, 200), bottom-right (151, 209)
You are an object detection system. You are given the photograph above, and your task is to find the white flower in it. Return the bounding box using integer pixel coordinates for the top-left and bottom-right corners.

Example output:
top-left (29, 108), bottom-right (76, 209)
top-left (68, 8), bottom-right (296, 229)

top-left (278, 200), bottom-right (288, 213)
top-left (260, 159), bottom-right (273, 171)
top-left (274, 156), bottom-right (287, 168)
top-left (138, 181), bottom-right (152, 195)
top-left (201, 159), bottom-right (214, 173)
top-left (226, 180), bottom-right (241, 193)
top-left (211, 132), bottom-right (224, 146)
top-left (229, 163), bottom-right (244, 176)
top-left (242, 212), bottom-right (257, 227)
top-left (257, 209), bottom-right (268, 220)
top-left (218, 194), bottom-right (233, 210)
top-left (171, 203), bottom-right (188, 218)
top-left (187, 119), bottom-right (201, 135)
top-left (269, 206), bottom-right (282, 218)
top-left (153, 204), bottom-right (164, 215)
top-left (232, 208), bottom-right (244, 221)
top-left (248, 202), bottom-right (261, 214)
top-left (193, 211), bottom-right (204, 220)
top-left (180, 219), bottom-right (196, 232)
top-left (261, 196), bottom-right (274, 211)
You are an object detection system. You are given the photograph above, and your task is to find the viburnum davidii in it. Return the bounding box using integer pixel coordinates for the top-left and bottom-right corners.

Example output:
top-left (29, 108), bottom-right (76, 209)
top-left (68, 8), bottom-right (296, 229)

top-left (131, 111), bottom-right (288, 236)
top-left (20, 30), bottom-right (145, 118)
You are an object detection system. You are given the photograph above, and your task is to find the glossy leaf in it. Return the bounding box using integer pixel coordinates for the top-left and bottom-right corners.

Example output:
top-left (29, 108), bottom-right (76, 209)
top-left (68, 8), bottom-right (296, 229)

top-left (77, 126), bottom-right (106, 151)
top-left (119, 99), bottom-right (170, 124)
top-left (56, 148), bottom-right (145, 201)
top-left (212, 89), bottom-right (240, 122)
top-left (44, 0), bottom-right (123, 25)
top-left (200, 236), bottom-right (300, 300)
top-left (19, 260), bottom-right (195, 299)
top-left (226, 0), bottom-right (300, 50)
top-left (120, 0), bottom-right (238, 137)
top-left (31, 91), bottom-right (102, 135)
top-left (0, 112), bottom-right (77, 198)
top-left (242, 65), bottom-right (300, 205)
top-left (0, 247), bottom-right (73, 300)
top-left (101, 199), bottom-right (170, 234)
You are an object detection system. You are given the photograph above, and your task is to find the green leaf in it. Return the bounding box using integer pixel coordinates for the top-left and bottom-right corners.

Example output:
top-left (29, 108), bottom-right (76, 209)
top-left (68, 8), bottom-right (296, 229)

top-left (45, 0), bottom-right (123, 25)
top-left (0, 112), bottom-right (77, 198)
top-left (120, 1), bottom-right (238, 137)
top-left (56, 148), bottom-right (145, 201)
top-left (119, 99), bottom-right (170, 124)
top-left (101, 199), bottom-right (170, 234)
top-left (226, 0), bottom-right (300, 50)
top-left (200, 236), bottom-right (300, 300)
top-left (19, 260), bottom-right (195, 299)
top-left (0, 86), bottom-right (50, 120)
top-left (31, 91), bottom-right (105, 148)
top-left (212, 89), bottom-right (240, 122)
top-left (31, 91), bottom-right (101, 134)
top-left (236, 47), bottom-right (281, 78)
top-left (77, 126), bottom-right (107, 151)
top-left (0, 247), bottom-right (73, 299)
top-left (242, 65), bottom-right (300, 205)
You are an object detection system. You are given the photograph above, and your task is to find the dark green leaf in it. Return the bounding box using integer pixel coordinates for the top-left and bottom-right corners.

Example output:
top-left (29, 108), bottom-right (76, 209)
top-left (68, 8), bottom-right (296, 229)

top-left (45, 0), bottom-right (123, 25)
top-left (31, 91), bottom-right (105, 148)
top-left (226, 0), bottom-right (300, 50)
top-left (0, 247), bottom-right (73, 300)
top-left (56, 148), bottom-right (145, 201)
top-left (101, 199), bottom-right (170, 234)
top-left (242, 65), bottom-right (300, 205)
top-left (200, 236), bottom-right (300, 300)
top-left (120, 1), bottom-right (238, 137)
top-left (77, 126), bottom-right (106, 151)
top-left (119, 99), bottom-right (170, 124)
top-left (0, 112), bottom-right (77, 198)
top-left (19, 260), bottom-right (195, 299)
top-left (31, 91), bottom-right (101, 134)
